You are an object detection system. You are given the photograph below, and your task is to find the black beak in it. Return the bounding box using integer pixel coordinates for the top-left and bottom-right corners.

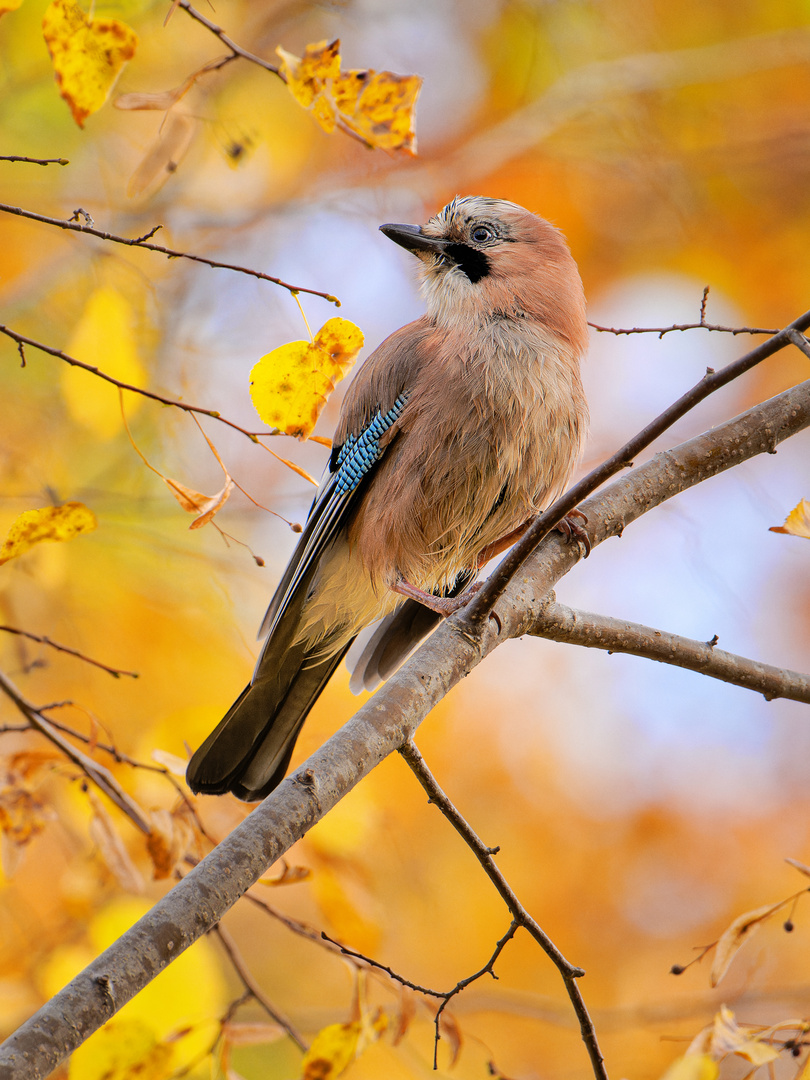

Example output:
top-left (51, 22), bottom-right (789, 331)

top-left (380, 223), bottom-right (450, 257)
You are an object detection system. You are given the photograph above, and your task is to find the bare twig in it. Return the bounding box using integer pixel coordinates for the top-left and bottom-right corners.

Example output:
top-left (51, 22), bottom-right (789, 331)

top-left (589, 320), bottom-right (779, 338)
top-left (0, 324), bottom-right (263, 444)
top-left (0, 156), bottom-right (69, 166)
top-left (175, 2), bottom-right (376, 149)
top-left (399, 741), bottom-right (607, 1080)
top-left (176, 0), bottom-right (280, 74)
top-left (0, 202), bottom-right (340, 305)
top-left (210, 924), bottom-right (307, 1051)
top-left (530, 602), bottom-right (810, 704)
top-left (462, 309), bottom-right (810, 627)
top-left (0, 625), bottom-right (138, 679)
top-left (0, 670), bottom-right (151, 834)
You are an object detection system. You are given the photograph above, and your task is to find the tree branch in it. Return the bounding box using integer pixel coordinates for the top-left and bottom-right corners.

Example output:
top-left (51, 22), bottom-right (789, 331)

top-left (0, 202), bottom-right (339, 305)
top-left (529, 603), bottom-right (810, 703)
top-left (3, 374), bottom-right (808, 1078)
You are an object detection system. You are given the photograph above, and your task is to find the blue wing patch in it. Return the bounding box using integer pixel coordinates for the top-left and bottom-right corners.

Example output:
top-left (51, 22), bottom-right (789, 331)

top-left (334, 391), bottom-right (411, 495)
top-left (256, 390), bottom-right (411, 644)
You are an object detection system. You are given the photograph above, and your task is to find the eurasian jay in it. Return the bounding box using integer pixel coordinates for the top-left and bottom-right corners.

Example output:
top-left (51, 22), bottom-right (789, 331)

top-left (187, 196), bottom-right (589, 800)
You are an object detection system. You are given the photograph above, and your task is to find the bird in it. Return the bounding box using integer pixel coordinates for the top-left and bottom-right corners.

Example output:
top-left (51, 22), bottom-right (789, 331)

top-left (186, 195), bottom-right (589, 801)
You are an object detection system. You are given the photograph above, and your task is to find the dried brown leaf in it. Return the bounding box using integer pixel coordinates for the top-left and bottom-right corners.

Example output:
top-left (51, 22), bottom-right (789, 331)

top-left (88, 790), bottom-right (144, 893)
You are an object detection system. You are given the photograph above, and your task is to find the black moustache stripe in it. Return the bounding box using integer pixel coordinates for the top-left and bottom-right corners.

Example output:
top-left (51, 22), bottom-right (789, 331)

top-left (443, 243), bottom-right (491, 283)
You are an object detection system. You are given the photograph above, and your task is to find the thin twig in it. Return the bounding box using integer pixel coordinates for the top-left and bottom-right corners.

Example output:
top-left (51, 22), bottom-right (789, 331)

top-left (176, 1), bottom-right (376, 149)
top-left (0, 156), bottom-right (69, 166)
top-left (0, 324), bottom-right (264, 444)
top-left (399, 740), bottom-right (608, 1080)
top-left (0, 670), bottom-right (151, 834)
top-left (210, 924), bottom-right (307, 1051)
top-left (530, 602), bottom-right (810, 703)
top-left (0, 625), bottom-right (138, 679)
top-left (0, 201), bottom-right (339, 305)
top-left (177, 0), bottom-right (281, 74)
top-left (589, 320), bottom-right (779, 338)
top-left (462, 309), bottom-right (810, 627)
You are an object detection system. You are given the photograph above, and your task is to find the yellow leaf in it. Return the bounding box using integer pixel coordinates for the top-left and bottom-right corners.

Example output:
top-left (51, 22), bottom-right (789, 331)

top-left (63, 286), bottom-right (146, 439)
top-left (659, 1053), bottom-right (719, 1080)
top-left (68, 1018), bottom-right (173, 1080)
top-left (710, 902), bottom-right (784, 986)
top-left (302, 1012), bottom-right (386, 1080)
top-left (770, 498), bottom-right (810, 538)
top-left (276, 39), bottom-right (421, 151)
top-left (250, 318), bottom-right (364, 438)
top-left (276, 40), bottom-right (341, 108)
top-left (0, 503), bottom-right (97, 565)
top-left (42, 0), bottom-right (137, 128)
top-left (338, 70), bottom-right (422, 153)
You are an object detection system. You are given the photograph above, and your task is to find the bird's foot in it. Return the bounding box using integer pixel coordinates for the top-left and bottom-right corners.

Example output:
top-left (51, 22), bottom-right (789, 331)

top-left (555, 509), bottom-right (591, 557)
top-left (391, 578), bottom-right (482, 617)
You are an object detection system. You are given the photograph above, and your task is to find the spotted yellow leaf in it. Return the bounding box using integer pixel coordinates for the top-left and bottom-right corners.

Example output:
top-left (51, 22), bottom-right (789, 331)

top-left (250, 318), bottom-right (364, 439)
top-left (302, 1011), bottom-right (387, 1080)
top-left (276, 39), bottom-right (421, 152)
top-left (0, 503), bottom-right (97, 565)
top-left (42, 0), bottom-right (137, 128)
top-left (336, 69), bottom-right (422, 152)
top-left (276, 39), bottom-right (341, 109)
top-left (770, 498), bottom-right (810, 539)
top-left (67, 1018), bottom-right (173, 1080)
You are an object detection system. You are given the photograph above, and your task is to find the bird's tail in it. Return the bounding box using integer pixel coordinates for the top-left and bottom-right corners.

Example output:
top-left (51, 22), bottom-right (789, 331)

top-left (186, 584), bottom-right (352, 801)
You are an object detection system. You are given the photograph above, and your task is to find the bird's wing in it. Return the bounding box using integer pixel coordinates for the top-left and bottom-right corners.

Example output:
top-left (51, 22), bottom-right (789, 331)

top-left (257, 389), bottom-right (412, 645)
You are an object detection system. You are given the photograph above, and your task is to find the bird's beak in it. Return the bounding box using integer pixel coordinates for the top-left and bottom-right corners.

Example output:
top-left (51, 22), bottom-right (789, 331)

top-left (380, 223), bottom-right (450, 258)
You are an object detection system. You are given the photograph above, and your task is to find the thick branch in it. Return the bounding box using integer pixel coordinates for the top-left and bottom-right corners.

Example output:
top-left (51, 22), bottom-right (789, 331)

top-left (2, 379), bottom-right (809, 1079)
top-left (530, 603), bottom-right (810, 703)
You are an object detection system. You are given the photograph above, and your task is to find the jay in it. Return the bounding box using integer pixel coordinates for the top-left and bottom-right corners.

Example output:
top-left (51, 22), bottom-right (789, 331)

top-left (187, 196), bottom-right (589, 800)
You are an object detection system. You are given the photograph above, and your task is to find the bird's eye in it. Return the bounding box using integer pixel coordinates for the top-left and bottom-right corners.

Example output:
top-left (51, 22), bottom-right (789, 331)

top-left (471, 225), bottom-right (495, 244)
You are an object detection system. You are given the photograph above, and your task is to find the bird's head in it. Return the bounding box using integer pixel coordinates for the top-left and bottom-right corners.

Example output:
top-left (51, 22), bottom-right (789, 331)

top-left (381, 195), bottom-right (587, 353)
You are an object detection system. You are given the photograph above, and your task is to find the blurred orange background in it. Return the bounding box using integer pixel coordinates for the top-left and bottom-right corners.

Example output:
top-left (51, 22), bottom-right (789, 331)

top-left (1, 1), bottom-right (809, 1077)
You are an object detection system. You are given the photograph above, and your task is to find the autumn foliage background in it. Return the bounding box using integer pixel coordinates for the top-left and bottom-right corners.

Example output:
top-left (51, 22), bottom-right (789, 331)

top-left (1, 1), bottom-right (810, 1078)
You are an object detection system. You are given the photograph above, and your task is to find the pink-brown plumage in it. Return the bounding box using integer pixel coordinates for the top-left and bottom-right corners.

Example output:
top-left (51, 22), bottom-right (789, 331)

top-left (187, 196), bottom-right (589, 800)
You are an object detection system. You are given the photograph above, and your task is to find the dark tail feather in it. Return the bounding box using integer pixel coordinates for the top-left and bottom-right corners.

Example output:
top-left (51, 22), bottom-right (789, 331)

top-left (187, 558), bottom-right (353, 801)
top-left (186, 636), bottom-right (351, 800)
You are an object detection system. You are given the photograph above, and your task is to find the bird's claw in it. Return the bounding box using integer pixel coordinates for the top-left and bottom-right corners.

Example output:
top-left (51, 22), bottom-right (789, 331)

top-left (556, 510), bottom-right (591, 557)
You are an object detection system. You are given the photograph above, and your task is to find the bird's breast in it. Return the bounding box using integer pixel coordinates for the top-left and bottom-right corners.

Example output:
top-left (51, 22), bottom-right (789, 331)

top-left (351, 320), bottom-right (587, 593)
